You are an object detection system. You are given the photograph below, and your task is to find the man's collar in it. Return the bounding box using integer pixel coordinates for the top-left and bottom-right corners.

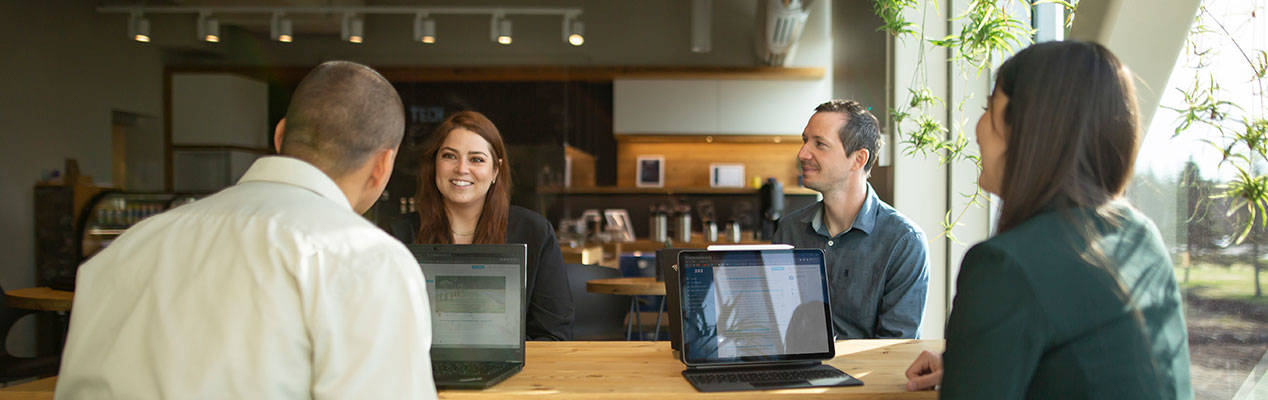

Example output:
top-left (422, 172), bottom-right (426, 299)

top-left (804, 183), bottom-right (878, 238)
top-left (237, 156), bottom-right (353, 211)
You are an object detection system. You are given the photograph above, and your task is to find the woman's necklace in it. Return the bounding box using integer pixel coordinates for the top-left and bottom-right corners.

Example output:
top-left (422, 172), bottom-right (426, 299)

top-left (452, 229), bottom-right (475, 236)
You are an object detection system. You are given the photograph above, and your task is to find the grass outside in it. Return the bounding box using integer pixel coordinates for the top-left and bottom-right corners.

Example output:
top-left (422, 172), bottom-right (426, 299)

top-left (1176, 263), bottom-right (1268, 307)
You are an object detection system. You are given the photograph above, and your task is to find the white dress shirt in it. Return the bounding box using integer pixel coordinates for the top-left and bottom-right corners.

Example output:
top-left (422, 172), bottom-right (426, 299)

top-left (56, 156), bottom-right (437, 399)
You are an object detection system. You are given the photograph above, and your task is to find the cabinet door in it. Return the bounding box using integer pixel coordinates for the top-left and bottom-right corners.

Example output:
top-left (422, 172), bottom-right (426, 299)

top-left (173, 149), bottom-right (261, 192)
top-left (716, 80), bottom-right (828, 134)
top-left (171, 73), bottom-right (269, 148)
top-left (614, 80), bottom-right (718, 134)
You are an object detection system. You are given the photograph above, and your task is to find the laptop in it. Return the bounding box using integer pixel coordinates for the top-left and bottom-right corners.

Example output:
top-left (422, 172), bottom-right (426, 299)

top-left (407, 243), bottom-right (527, 389)
top-left (676, 248), bottom-right (863, 392)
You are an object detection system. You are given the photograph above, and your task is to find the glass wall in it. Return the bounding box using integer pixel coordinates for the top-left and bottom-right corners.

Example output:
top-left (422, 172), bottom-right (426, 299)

top-left (1126, 1), bottom-right (1268, 398)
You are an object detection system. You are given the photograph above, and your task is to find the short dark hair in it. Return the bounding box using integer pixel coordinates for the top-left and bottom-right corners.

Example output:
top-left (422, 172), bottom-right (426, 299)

top-left (280, 61), bottom-right (405, 177)
top-left (814, 99), bottom-right (883, 171)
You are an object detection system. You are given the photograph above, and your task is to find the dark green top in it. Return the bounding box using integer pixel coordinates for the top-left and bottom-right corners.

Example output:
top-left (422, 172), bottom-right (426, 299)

top-left (941, 205), bottom-right (1191, 399)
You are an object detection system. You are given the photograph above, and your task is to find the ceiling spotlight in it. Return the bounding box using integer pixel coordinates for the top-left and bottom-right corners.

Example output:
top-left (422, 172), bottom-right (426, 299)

top-left (414, 14), bottom-right (436, 44)
top-left (566, 19), bottom-right (584, 46)
top-left (128, 12), bottom-right (150, 43)
top-left (491, 14), bottom-right (512, 45)
top-left (270, 13), bottom-right (293, 43)
top-left (342, 13), bottom-right (364, 44)
top-left (198, 12), bottom-right (220, 43)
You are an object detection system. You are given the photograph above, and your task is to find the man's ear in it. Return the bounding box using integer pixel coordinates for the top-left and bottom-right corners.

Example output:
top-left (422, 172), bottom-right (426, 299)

top-left (369, 148), bottom-right (397, 188)
top-left (850, 149), bottom-right (870, 171)
top-left (273, 118), bottom-right (287, 154)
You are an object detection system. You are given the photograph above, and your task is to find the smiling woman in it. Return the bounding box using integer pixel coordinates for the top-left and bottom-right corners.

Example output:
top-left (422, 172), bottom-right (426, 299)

top-left (389, 110), bottom-right (575, 341)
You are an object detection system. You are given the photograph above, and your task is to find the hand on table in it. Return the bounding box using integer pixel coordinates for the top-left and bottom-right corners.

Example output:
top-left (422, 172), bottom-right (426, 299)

top-left (905, 350), bottom-right (943, 391)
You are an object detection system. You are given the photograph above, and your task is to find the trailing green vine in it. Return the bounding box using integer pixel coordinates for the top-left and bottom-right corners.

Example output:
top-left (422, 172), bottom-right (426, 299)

top-left (872, 0), bottom-right (1074, 241)
top-left (1169, 3), bottom-right (1268, 243)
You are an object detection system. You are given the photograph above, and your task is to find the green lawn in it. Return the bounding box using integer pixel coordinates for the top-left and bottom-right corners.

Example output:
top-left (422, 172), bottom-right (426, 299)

top-left (1176, 263), bottom-right (1268, 307)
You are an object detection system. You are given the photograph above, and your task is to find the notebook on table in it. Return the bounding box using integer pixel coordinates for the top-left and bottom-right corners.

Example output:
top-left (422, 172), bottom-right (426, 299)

top-left (407, 243), bottom-right (527, 389)
top-left (677, 248), bottom-right (862, 392)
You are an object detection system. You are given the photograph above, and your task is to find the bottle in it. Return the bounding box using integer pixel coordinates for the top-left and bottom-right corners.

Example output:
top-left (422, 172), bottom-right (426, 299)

top-left (675, 210), bottom-right (692, 244)
top-left (650, 208), bottom-right (668, 243)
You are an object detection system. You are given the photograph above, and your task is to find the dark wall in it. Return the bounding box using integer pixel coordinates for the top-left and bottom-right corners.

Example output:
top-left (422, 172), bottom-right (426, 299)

top-left (389, 81), bottom-right (614, 211)
top-left (269, 80), bottom-right (615, 220)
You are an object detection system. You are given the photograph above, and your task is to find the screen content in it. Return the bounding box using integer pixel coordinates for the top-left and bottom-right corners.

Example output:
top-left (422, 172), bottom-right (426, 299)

top-left (681, 250), bottom-right (831, 363)
top-left (421, 262), bottom-right (521, 348)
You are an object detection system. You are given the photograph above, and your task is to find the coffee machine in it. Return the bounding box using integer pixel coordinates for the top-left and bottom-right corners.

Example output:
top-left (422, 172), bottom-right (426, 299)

top-left (758, 178), bottom-right (783, 240)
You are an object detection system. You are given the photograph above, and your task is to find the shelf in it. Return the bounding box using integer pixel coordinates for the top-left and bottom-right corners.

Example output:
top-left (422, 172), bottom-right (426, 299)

top-left (86, 228), bottom-right (126, 236)
top-left (537, 186), bottom-right (818, 195)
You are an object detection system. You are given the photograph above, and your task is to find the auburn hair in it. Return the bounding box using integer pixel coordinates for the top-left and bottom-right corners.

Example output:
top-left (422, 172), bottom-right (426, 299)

top-left (415, 111), bottom-right (511, 244)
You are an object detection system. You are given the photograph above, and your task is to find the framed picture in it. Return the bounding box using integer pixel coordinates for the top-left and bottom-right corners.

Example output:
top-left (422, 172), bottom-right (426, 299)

top-left (709, 163), bottom-right (745, 188)
top-left (604, 209), bottom-right (636, 242)
top-left (636, 155), bottom-right (664, 188)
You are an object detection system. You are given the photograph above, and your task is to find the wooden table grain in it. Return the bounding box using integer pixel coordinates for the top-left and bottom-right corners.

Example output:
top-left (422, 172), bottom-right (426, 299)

top-left (4, 287), bottom-right (73, 312)
top-left (585, 276), bottom-right (666, 296)
top-left (0, 340), bottom-right (943, 399)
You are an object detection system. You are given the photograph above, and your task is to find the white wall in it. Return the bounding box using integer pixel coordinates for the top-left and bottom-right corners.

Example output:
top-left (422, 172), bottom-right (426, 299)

top-left (611, 0), bottom-right (833, 135)
top-left (1070, 0), bottom-right (1201, 129)
top-left (0, 1), bottom-right (164, 355)
top-left (171, 74), bottom-right (270, 147)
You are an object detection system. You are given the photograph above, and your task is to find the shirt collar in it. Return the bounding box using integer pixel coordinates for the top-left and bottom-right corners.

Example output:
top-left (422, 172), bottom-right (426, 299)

top-left (237, 156), bottom-right (353, 212)
top-left (803, 183), bottom-right (879, 238)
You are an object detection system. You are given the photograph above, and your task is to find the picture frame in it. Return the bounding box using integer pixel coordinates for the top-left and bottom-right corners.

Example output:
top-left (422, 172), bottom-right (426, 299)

top-left (636, 155), bottom-right (665, 188)
top-left (709, 163), bottom-right (745, 188)
top-left (604, 209), bottom-right (636, 242)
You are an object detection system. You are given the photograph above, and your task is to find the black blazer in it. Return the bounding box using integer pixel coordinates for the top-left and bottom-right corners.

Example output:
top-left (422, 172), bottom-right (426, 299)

top-left (390, 205), bottom-right (575, 341)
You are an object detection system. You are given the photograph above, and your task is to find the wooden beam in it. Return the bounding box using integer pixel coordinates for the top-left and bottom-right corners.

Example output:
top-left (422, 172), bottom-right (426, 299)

top-left (614, 134), bottom-right (801, 144)
top-left (166, 66), bottom-right (826, 84)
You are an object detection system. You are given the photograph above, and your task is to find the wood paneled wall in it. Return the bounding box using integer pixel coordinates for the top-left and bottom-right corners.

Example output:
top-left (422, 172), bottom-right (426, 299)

top-left (565, 145), bottom-right (597, 188)
top-left (615, 135), bottom-right (803, 189)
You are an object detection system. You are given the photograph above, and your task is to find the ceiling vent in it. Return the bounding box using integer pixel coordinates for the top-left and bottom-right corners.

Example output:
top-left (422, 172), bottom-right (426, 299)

top-left (755, 0), bottom-right (811, 66)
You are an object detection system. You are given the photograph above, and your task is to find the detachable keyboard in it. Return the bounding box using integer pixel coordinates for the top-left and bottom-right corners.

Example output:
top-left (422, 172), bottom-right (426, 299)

top-left (683, 363), bottom-right (862, 392)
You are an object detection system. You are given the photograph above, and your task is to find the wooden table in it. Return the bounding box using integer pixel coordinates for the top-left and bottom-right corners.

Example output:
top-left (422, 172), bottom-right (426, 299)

top-left (586, 277), bottom-right (667, 340)
top-left (0, 340), bottom-right (942, 399)
top-left (4, 287), bottom-right (73, 312)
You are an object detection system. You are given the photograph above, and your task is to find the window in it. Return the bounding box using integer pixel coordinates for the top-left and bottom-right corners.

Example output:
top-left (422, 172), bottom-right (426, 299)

top-left (1126, 2), bottom-right (1268, 398)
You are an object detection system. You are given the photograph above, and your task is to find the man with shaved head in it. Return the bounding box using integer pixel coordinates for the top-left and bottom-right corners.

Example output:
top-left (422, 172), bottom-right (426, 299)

top-left (57, 61), bottom-right (438, 399)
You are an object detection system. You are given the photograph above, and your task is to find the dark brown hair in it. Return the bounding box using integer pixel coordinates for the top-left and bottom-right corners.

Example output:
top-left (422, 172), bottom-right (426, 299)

top-left (415, 111), bottom-right (511, 244)
top-left (280, 61), bottom-right (404, 177)
top-left (992, 41), bottom-right (1140, 233)
top-left (814, 99), bottom-right (884, 171)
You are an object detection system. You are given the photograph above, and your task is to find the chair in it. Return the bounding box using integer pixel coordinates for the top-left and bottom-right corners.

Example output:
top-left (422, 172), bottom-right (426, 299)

top-left (565, 263), bottom-right (630, 340)
top-left (0, 284), bottom-right (61, 384)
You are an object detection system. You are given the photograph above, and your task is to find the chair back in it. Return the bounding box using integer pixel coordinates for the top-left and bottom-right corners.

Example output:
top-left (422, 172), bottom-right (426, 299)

top-left (565, 264), bottom-right (628, 340)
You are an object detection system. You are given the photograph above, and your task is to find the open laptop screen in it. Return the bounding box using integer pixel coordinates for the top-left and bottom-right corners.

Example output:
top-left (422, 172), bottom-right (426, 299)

top-left (408, 244), bottom-right (526, 361)
top-left (679, 249), bottom-right (834, 366)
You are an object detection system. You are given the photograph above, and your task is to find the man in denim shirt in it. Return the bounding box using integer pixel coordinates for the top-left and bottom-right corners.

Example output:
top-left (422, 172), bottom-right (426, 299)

top-left (773, 100), bottom-right (929, 339)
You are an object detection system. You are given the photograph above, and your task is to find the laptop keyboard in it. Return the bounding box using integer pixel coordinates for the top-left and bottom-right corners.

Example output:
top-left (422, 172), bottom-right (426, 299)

top-left (433, 361), bottom-right (511, 377)
top-left (688, 367), bottom-right (843, 384)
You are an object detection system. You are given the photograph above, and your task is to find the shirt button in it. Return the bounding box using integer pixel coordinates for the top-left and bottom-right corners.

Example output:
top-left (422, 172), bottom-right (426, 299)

top-left (828, 240), bottom-right (834, 246)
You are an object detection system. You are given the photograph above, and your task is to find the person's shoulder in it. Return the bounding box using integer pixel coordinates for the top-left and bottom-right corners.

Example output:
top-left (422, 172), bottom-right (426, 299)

top-left (778, 201), bottom-right (820, 227)
top-left (509, 205), bottom-right (551, 228)
top-left (871, 198), bottom-right (927, 242)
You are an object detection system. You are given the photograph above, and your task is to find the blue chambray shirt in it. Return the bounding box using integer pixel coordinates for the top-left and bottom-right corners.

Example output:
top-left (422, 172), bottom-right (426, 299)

top-left (772, 184), bottom-right (930, 339)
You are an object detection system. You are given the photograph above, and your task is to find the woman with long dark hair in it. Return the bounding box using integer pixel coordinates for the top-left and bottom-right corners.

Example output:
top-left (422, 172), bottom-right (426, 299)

top-left (391, 110), bottom-right (574, 341)
top-left (904, 41), bottom-right (1191, 398)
